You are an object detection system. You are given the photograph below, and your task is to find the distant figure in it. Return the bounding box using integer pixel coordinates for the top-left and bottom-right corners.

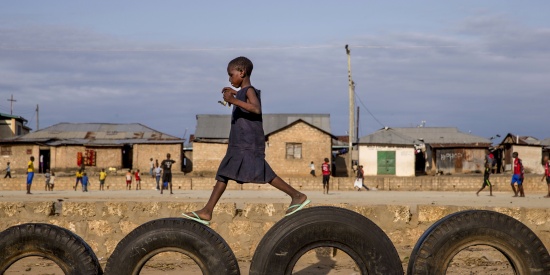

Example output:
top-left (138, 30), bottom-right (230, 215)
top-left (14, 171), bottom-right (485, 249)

top-left (50, 172), bottom-right (56, 191)
top-left (99, 168), bottom-right (107, 191)
top-left (44, 169), bottom-right (51, 191)
top-left (486, 150), bottom-right (496, 174)
top-left (82, 172), bottom-right (89, 192)
top-left (354, 165), bottom-right (369, 191)
top-left (160, 153), bottom-right (176, 195)
top-left (39, 154), bottom-right (44, 173)
top-left (322, 158), bottom-right (331, 194)
top-left (73, 169), bottom-right (83, 191)
top-left (154, 164), bottom-right (162, 190)
top-left (4, 162), bottom-right (11, 178)
top-left (26, 156), bottom-right (35, 194)
top-left (182, 57), bottom-right (309, 226)
top-left (135, 169), bottom-right (141, 190)
top-left (541, 155), bottom-right (550, 198)
top-left (476, 163), bottom-right (493, 196)
top-left (149, 158), bottom-right (155, 178)
top-left (309, 161), bottom-right (316, 177)
top-left (510, 152), bottom-right (525, 197)
top-left (126, 170), bottom-right (132, 190)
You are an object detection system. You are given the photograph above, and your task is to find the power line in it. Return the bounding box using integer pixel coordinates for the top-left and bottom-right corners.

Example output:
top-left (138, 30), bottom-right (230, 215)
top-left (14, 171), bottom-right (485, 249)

top-left (354, 91), bottom-right (385, 129)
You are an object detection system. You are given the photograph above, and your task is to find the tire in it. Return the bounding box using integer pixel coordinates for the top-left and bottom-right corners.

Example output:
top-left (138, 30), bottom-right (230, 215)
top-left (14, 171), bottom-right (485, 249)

top-left (0, 223), bottom-right (103, 275)
top-left (249, 206), bottom-right (403, 275)
top-left (104, 218), bottom-right (239, 275)
top-left (407, 210), bottom-right (550, 275)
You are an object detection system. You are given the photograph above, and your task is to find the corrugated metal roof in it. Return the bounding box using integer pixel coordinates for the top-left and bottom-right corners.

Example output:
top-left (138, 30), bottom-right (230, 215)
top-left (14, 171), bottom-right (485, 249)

top-left (359, 127), bottom-right (491, 146)
top-left (542, 138), bottom-right (550, 146)
top-left (499, 133), bottom-right (542, 146)
top-left (1, 122), bottom-right (184, 145)
top-left (195, 113), bottom-right (331, 139)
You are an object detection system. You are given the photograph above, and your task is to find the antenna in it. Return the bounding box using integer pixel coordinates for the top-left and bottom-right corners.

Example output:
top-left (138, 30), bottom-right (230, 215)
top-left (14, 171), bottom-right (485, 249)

top-left (7, 94), bottom-right (16, 115)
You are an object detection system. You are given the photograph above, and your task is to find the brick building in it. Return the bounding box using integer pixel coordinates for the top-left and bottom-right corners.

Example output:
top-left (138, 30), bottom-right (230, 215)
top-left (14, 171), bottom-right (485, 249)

top-left (0, 112), bottom-right (31, 139)
top-left (358, 127), bottom-right (491, 176)
top-left (192, 114), bottom-right (334, 177)
top-left (0, 123), bottom-right (185, 174)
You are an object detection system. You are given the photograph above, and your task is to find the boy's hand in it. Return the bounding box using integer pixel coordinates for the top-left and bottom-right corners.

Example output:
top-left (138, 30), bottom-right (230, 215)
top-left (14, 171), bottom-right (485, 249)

top-left (222, 87), bottom-right (237, 104)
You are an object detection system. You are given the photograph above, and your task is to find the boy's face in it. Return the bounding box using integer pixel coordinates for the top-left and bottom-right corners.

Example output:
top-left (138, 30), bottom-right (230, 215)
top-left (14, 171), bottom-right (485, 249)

top-left (228, 67), bottom-right (244, 88)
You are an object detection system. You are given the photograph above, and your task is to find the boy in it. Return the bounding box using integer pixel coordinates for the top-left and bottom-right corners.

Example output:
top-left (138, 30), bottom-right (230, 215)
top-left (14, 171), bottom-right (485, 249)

top-left (149, 158), bottom-right (155, 178)
top-left (160, 153), bottom-right (175, 195)
top-left (26, 156), bottom-right (35, 194)
top-left (82, 172), bottom-right (90, 192)
top-left (44, 169), bottom-right (51, 191)
top-left (154, 164), bottom-right (162, 190)
top-left (4, 161), bottom-right (11, 178)
top-left (74, 169), bottom-right (83, 191)
top-left (99, 168), bottom-right (107, 191)
top-left (135, 169), bottom-right (141, 190)
top-left (126, 170), bottom-right (132, 190)
top-left (309, 161), bottom-right (316, 176)
top-left (476, 163), bottom-right (493, 196)
top-left (510, 152), bottom-right (525, 197)
top-left (541, 155), bottom-right (550, 198)
top-left (321, 158), bottom-right (331, 194)
top-left (182, 57), bottom-right (308, 225)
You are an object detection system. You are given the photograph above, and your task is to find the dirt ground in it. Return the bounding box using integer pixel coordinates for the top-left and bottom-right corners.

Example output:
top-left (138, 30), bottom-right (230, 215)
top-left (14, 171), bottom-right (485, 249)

top-left (2, 189), bottom-right (548, 274)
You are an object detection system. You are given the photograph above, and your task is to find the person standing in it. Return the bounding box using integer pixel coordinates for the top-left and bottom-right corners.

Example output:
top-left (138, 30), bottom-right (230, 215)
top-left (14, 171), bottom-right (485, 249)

top-left (135, 169), bottom-right (141, 190)
top-left (73, 169), bottom-right (83, 191)
top-left (160, 153), bottom-right (176, 195)
top-left (50, 172), bottom-right (56, 191)
top-left (125, 170), bottom-right (132, 190)
top-left (26, 156), bottom-right (35, 194)
top-left (309, 161), bottom-right (316, 177)
top-left (81, 172), bottom-right (90, 192)
top-left (510, 152), bottom-right (525, 197)
top-left (476, 163), bottom-right (493, 196)
top-left (99, 168), bottom-right (107, 191)
top-left (39, 154), bottom-right (44, 173)
top-left (541, 155), bottom-right (550, 198)
top-left (4, 162), bottom-right (11, 178)
top-left (149, 158), bottom-right (155, 178)
top-left (321, 158), bottom-right (331, 194)
top-left (154, 164), bottom-right (162, 190)
top-left (44, 169), bottom-right (51, 191)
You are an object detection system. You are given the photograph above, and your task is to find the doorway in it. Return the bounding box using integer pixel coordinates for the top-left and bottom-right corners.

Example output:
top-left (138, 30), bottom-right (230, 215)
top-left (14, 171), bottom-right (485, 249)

top-left (39, 149), bottom-right (50, 173)
top-left (122, 144), bottom-right (133, 169)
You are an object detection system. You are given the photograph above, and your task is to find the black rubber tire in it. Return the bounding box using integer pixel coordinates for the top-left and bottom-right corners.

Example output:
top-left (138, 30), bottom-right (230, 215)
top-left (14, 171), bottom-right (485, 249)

top-left (104, 218), bottom-right (239, 275)
top-left (0, 223), bottom-right (103, 275)
top-left (407, 210), bottom-right (550, 275)
top-left (249, 206), bottom-right (403, 275)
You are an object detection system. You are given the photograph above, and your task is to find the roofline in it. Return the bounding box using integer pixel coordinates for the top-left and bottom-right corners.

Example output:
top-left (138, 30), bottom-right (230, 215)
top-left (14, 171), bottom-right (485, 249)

top-left (266, 119), bottom-right (336, 139)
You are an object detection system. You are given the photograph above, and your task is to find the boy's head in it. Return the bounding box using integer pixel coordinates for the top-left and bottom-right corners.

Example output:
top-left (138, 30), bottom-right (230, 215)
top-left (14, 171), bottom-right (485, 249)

top-left (228, 56), bottom-right (253, 77)
top-left (513, 152), bottom-right (518, 158)
top-left (30, 156), bottom-right (35, 161)
top-left (46, 169), bottom-right (50, 173)
top-left (7, 162), bottom-right (9, 165)
top-left (485, 163), bottom-right (490, 168)
top-left (150, 158), bottom-right (153, 161)
top-left (324, 158), bottom-right (329, 163)
top-left (83, 172), bottom-right (87, 176)
top-left (166, 153), bottom-right (171, 159)
top-left (544, 155), bottom-right (549, 162)
top-left (101, 168), bottom-right (105, 172)
top-left (137, 169), bottom-right (140, 172)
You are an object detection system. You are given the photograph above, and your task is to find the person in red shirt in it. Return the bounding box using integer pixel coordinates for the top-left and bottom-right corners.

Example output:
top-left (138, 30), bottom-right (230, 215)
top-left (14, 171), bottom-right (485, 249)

top-left (510, 152), bottom-right (525, 197)
top-left (134, 169), bottom-right (141, 190)
top-left (541, 155), bottom-right (550, 198)
top-left (321, 158), bottom-right (331, 194)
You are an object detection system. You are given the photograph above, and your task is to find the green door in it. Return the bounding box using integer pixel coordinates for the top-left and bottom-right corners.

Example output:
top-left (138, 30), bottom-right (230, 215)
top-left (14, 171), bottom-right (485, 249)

top-left (377, 151), bottom-right (396, 175)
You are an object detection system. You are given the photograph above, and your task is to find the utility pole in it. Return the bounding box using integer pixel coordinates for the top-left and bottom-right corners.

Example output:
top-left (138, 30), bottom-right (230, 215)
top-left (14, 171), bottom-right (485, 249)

top-left (345, 45), bottom-right (355, 151)
top-left (7, 94), bottom-right (16, 115)
top-left (36, 104), bottom-right (39, 130)
top-left (356, 106), bottom-right (360, 144)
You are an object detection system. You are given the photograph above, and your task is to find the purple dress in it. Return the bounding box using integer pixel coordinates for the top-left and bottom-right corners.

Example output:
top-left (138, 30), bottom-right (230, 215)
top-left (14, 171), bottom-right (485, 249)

top-left (215, 86), bottom-right (276, 184)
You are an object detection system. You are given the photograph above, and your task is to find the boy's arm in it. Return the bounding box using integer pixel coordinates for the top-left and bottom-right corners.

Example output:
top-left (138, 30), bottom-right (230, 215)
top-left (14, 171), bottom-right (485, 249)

top-left (223, 87), bottom-right (261, 114)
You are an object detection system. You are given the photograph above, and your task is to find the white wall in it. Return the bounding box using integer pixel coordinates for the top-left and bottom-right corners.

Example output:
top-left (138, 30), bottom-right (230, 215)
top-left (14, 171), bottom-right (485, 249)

top-left (513, 145), bottom-right (544, 174)
top-left (358, 145), bottom-right (415, 177)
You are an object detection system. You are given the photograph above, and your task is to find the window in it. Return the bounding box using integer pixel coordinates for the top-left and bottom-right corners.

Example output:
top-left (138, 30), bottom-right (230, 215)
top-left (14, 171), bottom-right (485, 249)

top-left (16, 125), bottom-right (22, 136)
top-left (0, 146), bottom-right (12, 156)
top-left (286, 143), bottom-right (302, 159)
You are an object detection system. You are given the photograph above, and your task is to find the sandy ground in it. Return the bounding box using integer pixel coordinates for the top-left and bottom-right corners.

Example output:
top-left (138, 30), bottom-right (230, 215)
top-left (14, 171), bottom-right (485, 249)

top-left (1, 189), bottom-right (548, 274)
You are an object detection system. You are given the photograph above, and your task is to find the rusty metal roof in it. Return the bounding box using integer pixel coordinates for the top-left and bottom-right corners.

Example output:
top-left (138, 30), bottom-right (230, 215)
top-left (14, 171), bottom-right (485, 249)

top-left (1, 123), bottom-right (184, 145)
top-left (359, 127), bottom-right (491, 147)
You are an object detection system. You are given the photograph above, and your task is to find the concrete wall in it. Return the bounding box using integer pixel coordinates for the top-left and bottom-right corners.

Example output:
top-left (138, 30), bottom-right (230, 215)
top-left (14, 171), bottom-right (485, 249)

top-left (514, 145), bottom-right (544, 174)
top-left (0, 201), bottom-right (548, 267)
top-left (266, 122), bottom-right (332, 176)
top-left (192, 142), bottom-right (227, 176)
top-left (132, 143), bottom-right (182, 173)
top-left (0, 144), bottom-right (38, 174)
top-left (1, 174), bottom-right (548, 192)
top-left (359, 145), bottom-right (415, 177)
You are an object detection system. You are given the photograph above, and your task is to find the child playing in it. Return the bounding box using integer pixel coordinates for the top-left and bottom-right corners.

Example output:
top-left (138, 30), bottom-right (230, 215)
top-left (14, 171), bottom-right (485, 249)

top-left (541, 155), bottom-right (550, 198)
top-left (44, 169), bottom-right (51, 191)
top-left (73, 169), bottom-right (83, 191)
top-left (50, 172), bottom-right (56, 191)
top-left (4, 161), bottom-right (11, 178)
top-left (183, 57), bottom-right (309, 226)
top-left (26, 156), bottom-right (35, 194)
top-left (82, 172), bottom-right (90, 192)
top-left (511, 152), bottom-right (525, 197)
top-left (135, 169), bottom-right (141, 190)
top-left (476, 163), bottom-right (493, 196)
top-left (125, 170), bottom-right (132, 190)
top-left (99, 168), bottom-right (107, 191)
top-left (154, 164), bottom-right (162, 190)
top-left (321, 158), bottom-right (331, 194)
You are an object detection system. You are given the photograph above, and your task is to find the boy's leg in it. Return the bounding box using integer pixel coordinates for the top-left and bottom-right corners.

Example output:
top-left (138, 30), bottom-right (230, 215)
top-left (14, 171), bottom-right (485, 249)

top-left (326, 178), bottom-right (330, 194)
top-left (511, 183), bottom-right (518, 197)
top-left (519, 184), bottom-right (525, 197)
top-left (269, 177), bottom-right (308, 212)
top-left (188, 181), bottom-right (228, 221)
top-left (489, 185), bottom-right (493, 196)
top-left (169, 181), bottom-right (173, 194)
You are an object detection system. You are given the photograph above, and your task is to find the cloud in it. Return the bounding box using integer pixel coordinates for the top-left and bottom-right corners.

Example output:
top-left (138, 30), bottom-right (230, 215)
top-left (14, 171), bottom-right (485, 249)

top-left (0, 14), bottom-right (549, 142)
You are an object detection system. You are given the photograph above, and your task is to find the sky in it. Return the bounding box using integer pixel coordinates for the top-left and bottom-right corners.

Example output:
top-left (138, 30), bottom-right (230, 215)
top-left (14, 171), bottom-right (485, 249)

top-left (1, 1), bottom-right (549, 143)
